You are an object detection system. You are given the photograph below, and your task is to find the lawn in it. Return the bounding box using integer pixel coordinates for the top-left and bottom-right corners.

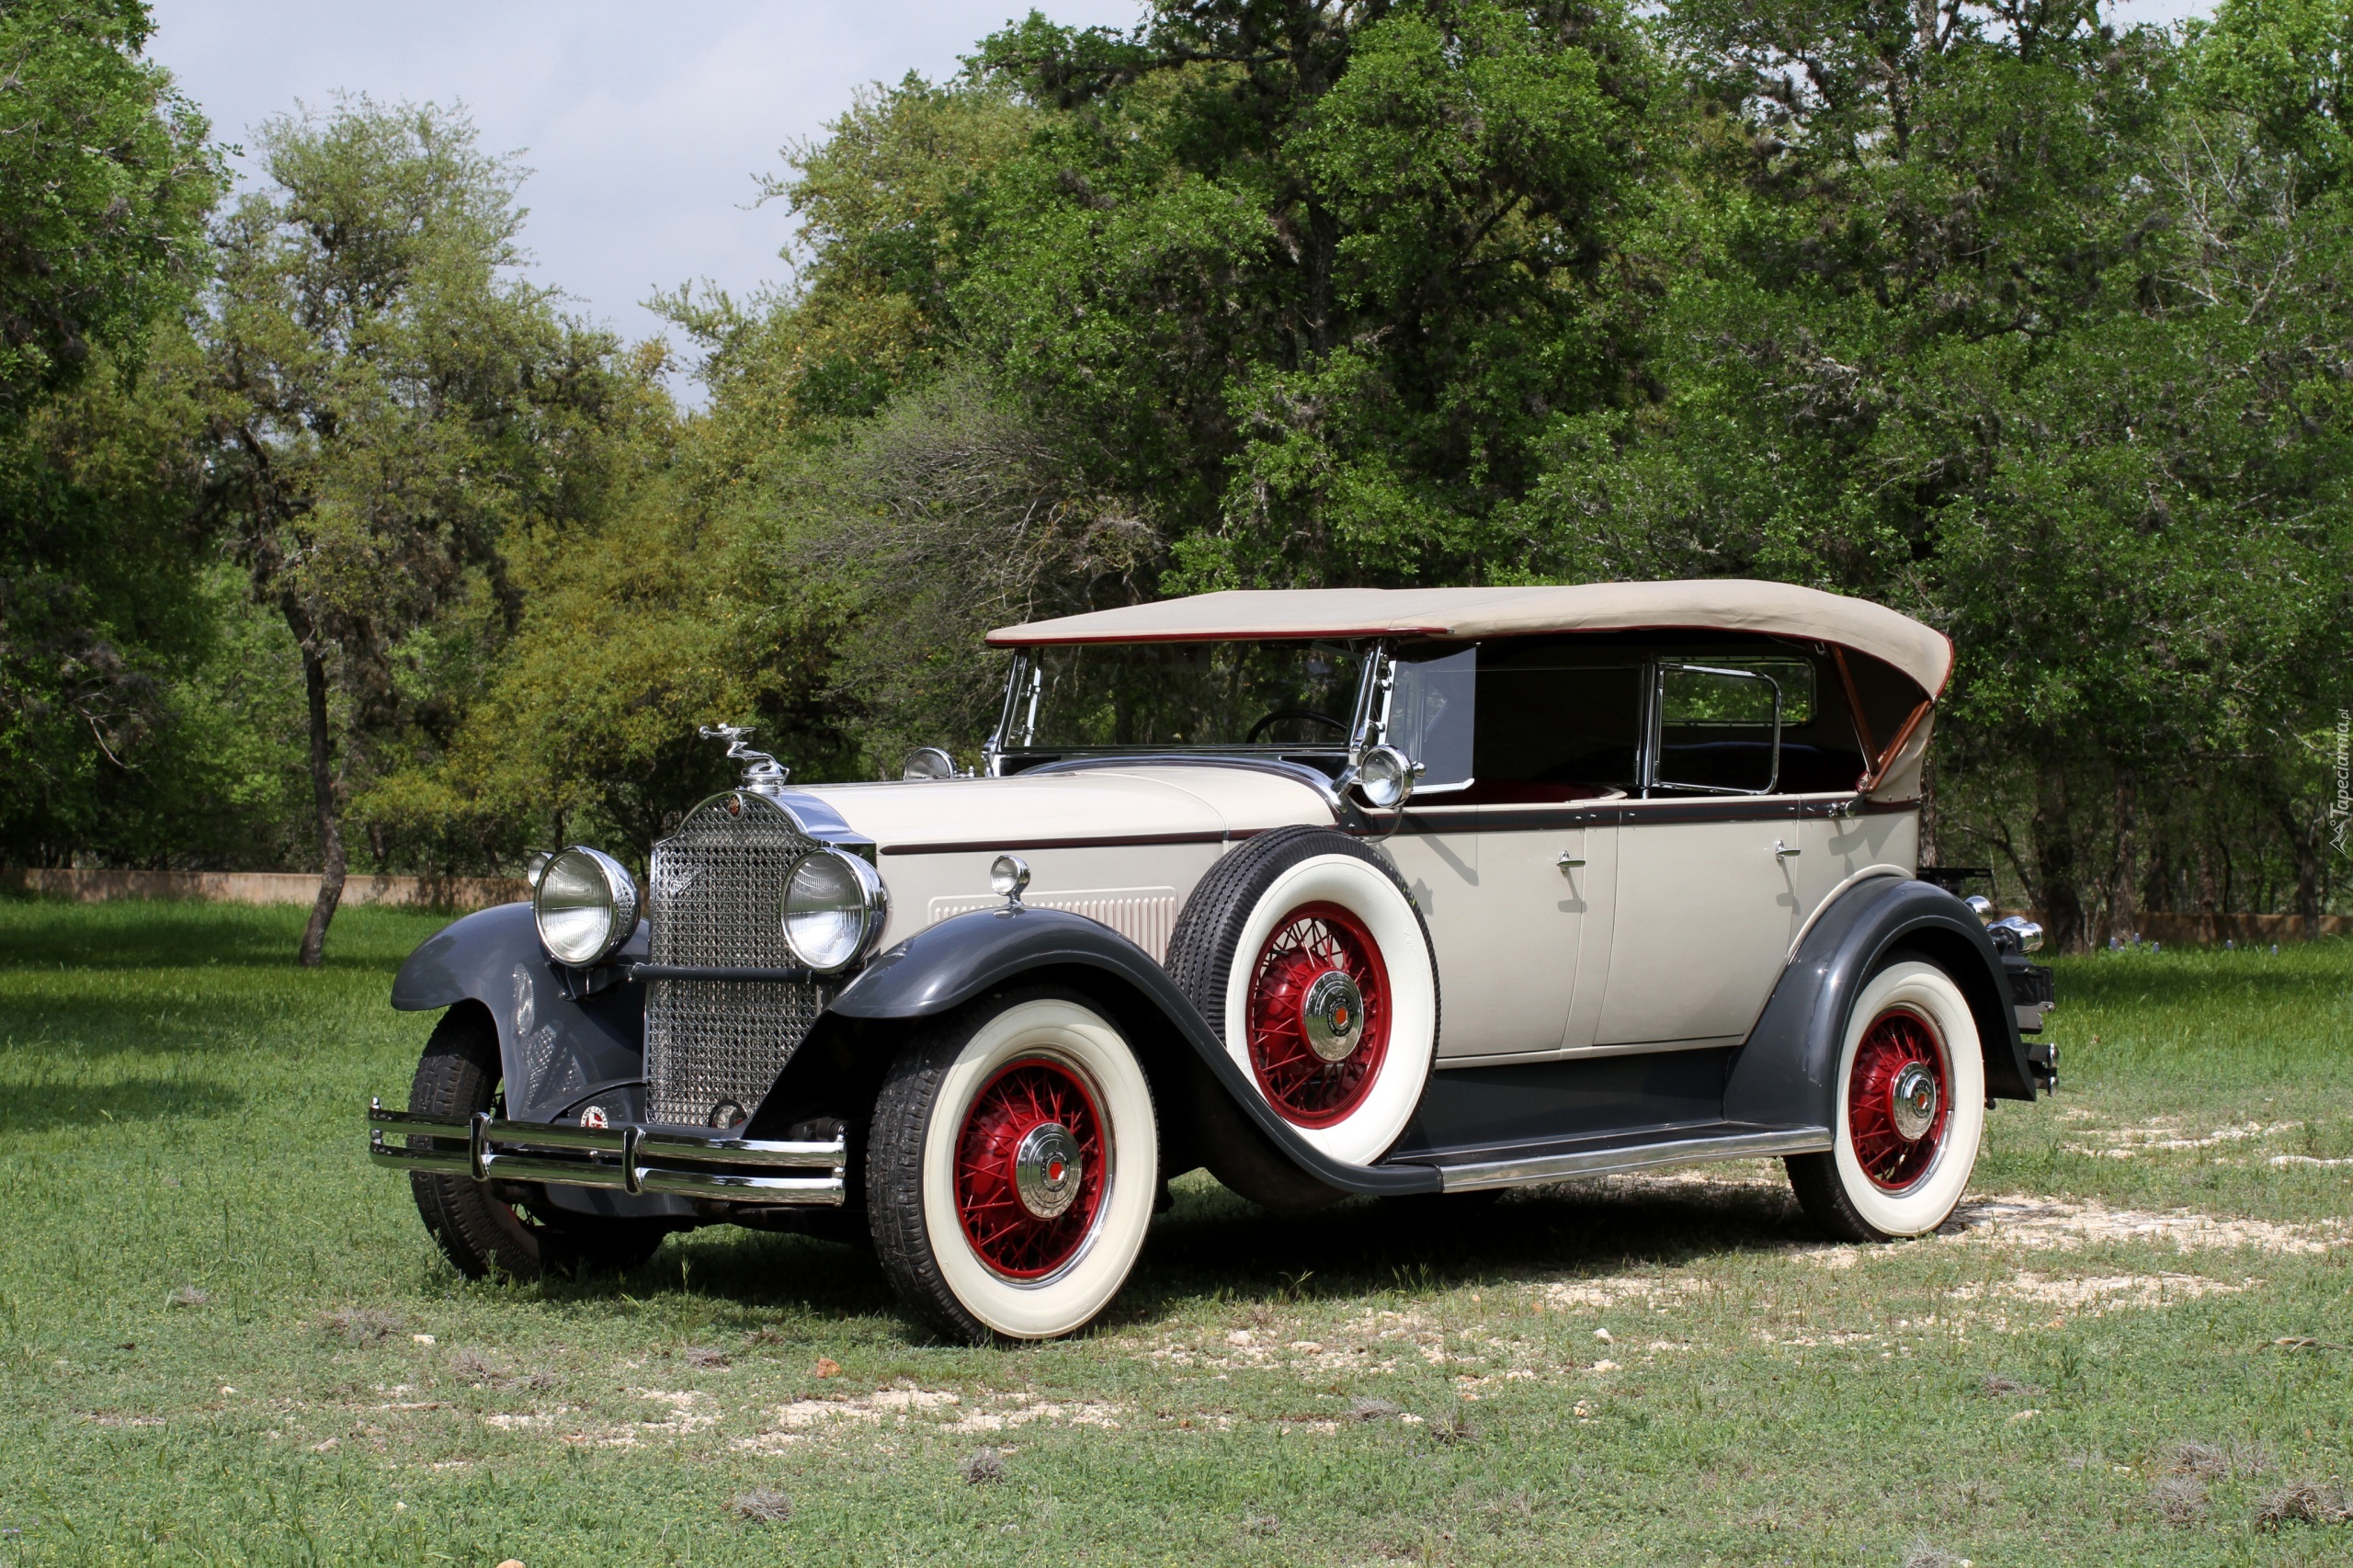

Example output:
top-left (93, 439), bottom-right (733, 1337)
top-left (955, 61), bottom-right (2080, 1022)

top-left (2, 896), bottom-right (2348, 1565)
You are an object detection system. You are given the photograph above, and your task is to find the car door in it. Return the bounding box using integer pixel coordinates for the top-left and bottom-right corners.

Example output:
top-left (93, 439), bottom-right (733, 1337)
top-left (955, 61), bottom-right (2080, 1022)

top-left (1593, 655), bottom-right (1813, 1049)
top-left (1389, 642), bottom-right (1642, 1062)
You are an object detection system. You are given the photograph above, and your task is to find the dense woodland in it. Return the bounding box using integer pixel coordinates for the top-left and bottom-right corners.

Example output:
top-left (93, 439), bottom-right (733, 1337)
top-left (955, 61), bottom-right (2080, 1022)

top-left (3, 0), bottom-right (2349, 957)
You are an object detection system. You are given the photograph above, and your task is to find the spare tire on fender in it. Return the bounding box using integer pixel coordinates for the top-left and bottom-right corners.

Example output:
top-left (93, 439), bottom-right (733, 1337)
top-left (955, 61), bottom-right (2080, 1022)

top-left (1166, 825), bottom-right (1440, 1175)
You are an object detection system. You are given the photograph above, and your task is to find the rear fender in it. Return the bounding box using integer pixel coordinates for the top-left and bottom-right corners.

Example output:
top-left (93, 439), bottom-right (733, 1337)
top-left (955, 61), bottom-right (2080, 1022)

top-left (1725, 876), bottom-right (2037, 1131)
top-left (814, 906), bottom-right (1441, 1197)
top-left (391, 902), bottom-right (650, 1124)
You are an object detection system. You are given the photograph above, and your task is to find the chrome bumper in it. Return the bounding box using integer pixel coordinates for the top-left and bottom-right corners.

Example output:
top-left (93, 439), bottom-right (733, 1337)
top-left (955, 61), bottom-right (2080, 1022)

top-left (366, 1098), bottom-right (846, 1206)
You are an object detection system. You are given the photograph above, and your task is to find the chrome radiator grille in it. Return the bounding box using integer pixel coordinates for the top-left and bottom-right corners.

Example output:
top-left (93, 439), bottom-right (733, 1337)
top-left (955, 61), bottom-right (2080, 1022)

top-left (644, 792), bottom-right (833, 1128)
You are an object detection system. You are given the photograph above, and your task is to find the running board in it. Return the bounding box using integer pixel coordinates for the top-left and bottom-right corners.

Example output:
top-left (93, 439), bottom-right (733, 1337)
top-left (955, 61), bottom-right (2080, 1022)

top-left (1427, 1124), bottom-right (1832, 1192)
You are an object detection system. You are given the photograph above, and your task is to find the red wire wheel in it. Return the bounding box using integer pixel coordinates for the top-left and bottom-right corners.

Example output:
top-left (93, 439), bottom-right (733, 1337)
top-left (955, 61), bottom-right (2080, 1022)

top-left (1847, 1006), bottom-right (1950, 1192)
top-left (954, 1056), bottom-right (1108, 1280)
top-left (1244, 901), bottom-right (1391, 1128)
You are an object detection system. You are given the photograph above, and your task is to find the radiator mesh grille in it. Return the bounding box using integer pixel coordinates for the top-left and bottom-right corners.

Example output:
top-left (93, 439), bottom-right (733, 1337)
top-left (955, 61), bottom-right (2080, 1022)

top-left (644, 792), bottom-right (835, 1127)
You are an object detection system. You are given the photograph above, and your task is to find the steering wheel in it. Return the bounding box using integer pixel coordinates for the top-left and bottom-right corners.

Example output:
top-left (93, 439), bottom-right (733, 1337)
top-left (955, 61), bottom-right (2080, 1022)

top-left (1246, 709), bottom-right (1351, 744)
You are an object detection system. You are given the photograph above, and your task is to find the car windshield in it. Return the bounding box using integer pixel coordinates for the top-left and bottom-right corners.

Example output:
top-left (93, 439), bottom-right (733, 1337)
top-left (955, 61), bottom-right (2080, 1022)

top-left (999, 641), bottom-right (1367, 754)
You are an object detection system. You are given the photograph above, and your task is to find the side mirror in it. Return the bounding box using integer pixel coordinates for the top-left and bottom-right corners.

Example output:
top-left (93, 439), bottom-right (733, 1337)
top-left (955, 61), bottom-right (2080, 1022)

top-left (1351, 744), bottom-right (1418, 811)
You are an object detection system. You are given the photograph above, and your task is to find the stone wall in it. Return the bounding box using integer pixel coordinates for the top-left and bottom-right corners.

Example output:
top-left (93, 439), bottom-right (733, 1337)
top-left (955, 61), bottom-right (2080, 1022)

top-left (1, 867), bottom-right (527, 911)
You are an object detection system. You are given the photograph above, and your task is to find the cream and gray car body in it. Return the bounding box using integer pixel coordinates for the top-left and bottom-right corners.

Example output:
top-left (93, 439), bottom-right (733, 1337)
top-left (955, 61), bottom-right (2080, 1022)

top-left (369, 581), bottom-right (2056, 1340)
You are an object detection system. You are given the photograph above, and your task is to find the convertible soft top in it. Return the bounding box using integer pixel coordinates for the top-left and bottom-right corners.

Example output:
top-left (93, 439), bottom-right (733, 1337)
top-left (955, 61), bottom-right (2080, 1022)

top-left (988, 581), bottom-right (1953, 696)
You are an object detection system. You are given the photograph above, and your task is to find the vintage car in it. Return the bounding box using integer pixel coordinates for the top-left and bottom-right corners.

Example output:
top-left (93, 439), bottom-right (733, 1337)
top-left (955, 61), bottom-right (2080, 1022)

top-left (368, 581), bottom-right (2057, 1342)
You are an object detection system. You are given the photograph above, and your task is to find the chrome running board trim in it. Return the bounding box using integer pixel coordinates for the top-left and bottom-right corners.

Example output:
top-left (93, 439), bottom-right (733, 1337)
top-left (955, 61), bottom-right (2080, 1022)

top-left (1433, 1126), bottom-right (1833, 1192)
top-left (366, 1099), bottom-right (847, 1206)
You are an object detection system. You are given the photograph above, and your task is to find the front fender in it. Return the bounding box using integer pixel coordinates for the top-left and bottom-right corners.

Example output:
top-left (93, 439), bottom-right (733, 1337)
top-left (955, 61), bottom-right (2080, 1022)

top-left (391, 902), bottom-right (650, 1123)
top-left (1724, 876), bottom-right (2037, 1132)
top-left (828, 906), bottom-right (1440, 1196)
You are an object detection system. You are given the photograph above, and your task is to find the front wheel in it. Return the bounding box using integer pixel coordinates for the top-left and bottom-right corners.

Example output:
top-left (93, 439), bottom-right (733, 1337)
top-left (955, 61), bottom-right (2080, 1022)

top-left (1785, 959), bottom-right (1986, 1241)
top-left (866, 989), bottom-right (1159, 1343)
top-left (405, 1006), bottom-right (671, 1280)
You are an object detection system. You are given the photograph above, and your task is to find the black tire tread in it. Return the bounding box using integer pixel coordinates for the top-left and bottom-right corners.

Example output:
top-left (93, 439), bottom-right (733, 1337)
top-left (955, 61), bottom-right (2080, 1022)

top-left (405, 1007), bottom-right (669, 1280)
top-left (865, 985), bottom-right (1154, 1346)
top-left (864, 1006), bottom-right (992, 1343)
top-left (1783, 1151), bottom-right (1892, 1243)
top-left (1164, 824), bottom-right (1440, 1052)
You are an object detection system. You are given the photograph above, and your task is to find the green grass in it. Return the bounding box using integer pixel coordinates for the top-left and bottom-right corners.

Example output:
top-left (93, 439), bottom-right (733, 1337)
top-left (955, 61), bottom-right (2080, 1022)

top-left (2, 897), bottom-right (2348, 1565)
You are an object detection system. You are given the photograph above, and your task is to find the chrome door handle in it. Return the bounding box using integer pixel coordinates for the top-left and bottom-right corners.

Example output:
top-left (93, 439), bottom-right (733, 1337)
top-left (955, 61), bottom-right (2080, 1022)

top-left (1773, 840), bottom-right (1801, 858)
top-left (1556, 852), bottom-right (1586, 869)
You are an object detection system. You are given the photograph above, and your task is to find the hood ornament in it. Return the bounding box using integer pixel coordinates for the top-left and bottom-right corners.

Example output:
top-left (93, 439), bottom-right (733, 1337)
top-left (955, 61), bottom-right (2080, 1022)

top-left (700, 724), bottom-right (790, 798)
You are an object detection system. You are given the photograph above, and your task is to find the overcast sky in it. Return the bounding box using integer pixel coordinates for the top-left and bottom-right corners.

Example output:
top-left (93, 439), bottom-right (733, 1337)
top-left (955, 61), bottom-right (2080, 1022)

top-left (146, 1), bottom-right (1147, 389)
top-left (147, 0), bottom-right (2212, 397)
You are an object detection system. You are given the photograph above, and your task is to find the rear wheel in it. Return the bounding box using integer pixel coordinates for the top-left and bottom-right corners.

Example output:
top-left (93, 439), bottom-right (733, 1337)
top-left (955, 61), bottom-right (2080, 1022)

top-left (405, 1007), bottom-right (671, 1280)
top-left (866, 990), bottom-right (1158, 1343)
top-left (1786, 959), bottom-right (1985, 1241)
top-left (1165, 826), bottom-right (1438, 1169)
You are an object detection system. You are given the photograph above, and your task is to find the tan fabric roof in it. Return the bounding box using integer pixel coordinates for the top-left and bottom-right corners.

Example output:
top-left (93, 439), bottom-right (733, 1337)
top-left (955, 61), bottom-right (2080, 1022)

top-left (989, 581), bottom-right (1951, 694)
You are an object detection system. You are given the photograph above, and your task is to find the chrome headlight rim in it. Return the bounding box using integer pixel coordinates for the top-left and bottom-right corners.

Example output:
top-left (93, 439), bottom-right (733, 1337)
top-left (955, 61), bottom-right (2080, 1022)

top-left (780, 846), bottom-right (889, 974)
top-left (902, 745), bottom-right (956, 781)
top-left (532, 845), bottom-right (640, 967)
top-left (1352, 744), bottom-right (1417, 811)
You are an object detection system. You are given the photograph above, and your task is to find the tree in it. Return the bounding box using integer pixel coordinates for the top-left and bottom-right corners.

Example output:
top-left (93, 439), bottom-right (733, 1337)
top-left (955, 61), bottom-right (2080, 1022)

top-left (0, 0), bottom-right (217, 414)
top-left (968, 0), bottom-right (1658, 587)
top-left (0, 0), bottom-right (224, 862)
top-left (203, 98), bottom-right (637, 964)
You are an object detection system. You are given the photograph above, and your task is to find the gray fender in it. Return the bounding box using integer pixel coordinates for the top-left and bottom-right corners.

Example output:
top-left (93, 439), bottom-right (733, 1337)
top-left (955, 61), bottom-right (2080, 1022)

top-left (828, 905), bottom-right (1441, 1196)
top-left (391, 902), bottom-right (651, 1124)
top-left (1724, 876), bottom-right (2038, 1131)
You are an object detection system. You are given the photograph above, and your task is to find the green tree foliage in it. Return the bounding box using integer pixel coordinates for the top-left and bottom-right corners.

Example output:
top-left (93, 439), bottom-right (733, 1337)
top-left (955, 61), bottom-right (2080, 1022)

top-left (1504, 0), bottom-right (2353, 946)
top-left (0, 0), bottom-right (224, 866)
top-left (0, 0), bottom-right (218, 413)
top-left (202, 99), bottom-right (648, 962)
top-left (968, 0), bottom-right (1656, 586)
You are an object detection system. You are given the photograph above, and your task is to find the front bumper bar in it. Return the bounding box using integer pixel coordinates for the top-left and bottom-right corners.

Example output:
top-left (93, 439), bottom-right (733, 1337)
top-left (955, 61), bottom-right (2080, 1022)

top-left (366, 1099), bottom-right (847, 1206)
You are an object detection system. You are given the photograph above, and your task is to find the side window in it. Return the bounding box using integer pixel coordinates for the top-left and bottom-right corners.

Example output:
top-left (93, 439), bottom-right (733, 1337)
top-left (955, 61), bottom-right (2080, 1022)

top-left (1472, 646), bottom-right (1646, 796)
top-left (1654, 661), bottom-right (1811, 795)
top-left (1648, 648), bottom-right (1869, 795)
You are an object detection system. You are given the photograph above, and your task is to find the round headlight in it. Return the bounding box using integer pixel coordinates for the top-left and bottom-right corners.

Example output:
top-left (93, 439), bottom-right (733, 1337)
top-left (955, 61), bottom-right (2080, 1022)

top-left (782, 848), bottom-right (888, 973)
top-left (1353, 744), bottom-right (1416, 811)
top-left (902, 745), bottom-right (956, 781)
top-left (533, 846), bottom-right (638, 966)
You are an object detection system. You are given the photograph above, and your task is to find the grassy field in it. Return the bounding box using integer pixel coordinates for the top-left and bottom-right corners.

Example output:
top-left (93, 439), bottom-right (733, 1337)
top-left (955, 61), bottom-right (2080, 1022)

top-left (2, 896), bottom-right (2348, 1566)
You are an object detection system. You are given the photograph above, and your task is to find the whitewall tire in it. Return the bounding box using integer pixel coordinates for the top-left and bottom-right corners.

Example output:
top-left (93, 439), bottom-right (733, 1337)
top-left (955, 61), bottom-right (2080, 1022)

top-left (1166, 826), bottom-right (1439, 1169)
top-left (1787, 959), bottom-right (1985, 1241)
top-left (867, 990), bottom-right (1158, 1343)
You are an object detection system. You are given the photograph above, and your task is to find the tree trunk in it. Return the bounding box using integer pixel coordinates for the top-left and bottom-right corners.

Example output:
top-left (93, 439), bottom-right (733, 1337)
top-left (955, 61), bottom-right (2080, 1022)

top-left (1917, 749), bottom-right (1938, 869)
top-left (2279, 801), bottom-right (2323, 941)
top-left (2031, 760), bottom-right (2086, 953)
top-left (294, 636), bottom-right (346, 968)
top-left (2103, 767), bottom-right (2138, 946)
top-left (2193, 834), bottom-right (2220, 944)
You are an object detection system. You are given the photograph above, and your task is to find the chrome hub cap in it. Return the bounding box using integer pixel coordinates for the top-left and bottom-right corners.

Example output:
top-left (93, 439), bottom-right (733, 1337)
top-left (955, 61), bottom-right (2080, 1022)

top-left (1299, 969), bottom-right (1367, 1062)
top-left (1013, 1121), bottom-right (1083, 1220)
top-left (1890, 1062), bottom-right (1940, 1142)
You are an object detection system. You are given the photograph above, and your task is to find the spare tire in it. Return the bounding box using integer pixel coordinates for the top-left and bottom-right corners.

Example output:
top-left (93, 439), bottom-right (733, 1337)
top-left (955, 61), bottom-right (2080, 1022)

top-left (1166, 824), bottom-right (1439, 1167)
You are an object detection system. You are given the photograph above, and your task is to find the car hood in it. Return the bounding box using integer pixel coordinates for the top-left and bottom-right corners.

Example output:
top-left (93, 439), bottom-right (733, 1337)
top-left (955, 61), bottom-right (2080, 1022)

top-left (788, 763), bottom-right (1336, 853)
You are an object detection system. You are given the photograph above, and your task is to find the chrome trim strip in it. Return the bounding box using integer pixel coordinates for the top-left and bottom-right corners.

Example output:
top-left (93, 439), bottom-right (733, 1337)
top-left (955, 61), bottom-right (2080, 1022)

top-left (626, 963), bottom-right (818, 983)
top-left (1431, 1126), bottom-right (1833, 1192)
top-left (366, 1100), bottom-right (847, 1206)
